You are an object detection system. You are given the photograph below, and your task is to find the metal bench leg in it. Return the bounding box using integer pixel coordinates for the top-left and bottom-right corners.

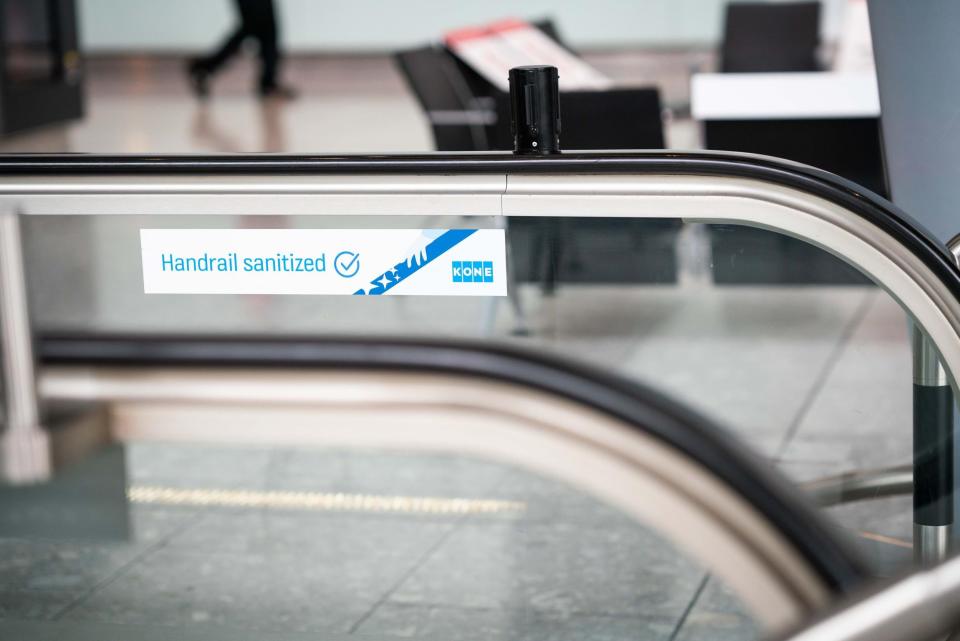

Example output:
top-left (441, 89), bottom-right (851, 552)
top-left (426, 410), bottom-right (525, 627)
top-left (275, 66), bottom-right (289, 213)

top-left (0, 209), bottom-right (50, 484)
top-left (912, 324), bottom-right (952, 564)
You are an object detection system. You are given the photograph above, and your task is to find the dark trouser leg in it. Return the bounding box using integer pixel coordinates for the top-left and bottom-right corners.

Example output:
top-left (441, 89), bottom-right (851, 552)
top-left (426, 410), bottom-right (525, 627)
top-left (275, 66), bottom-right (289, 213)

top-left (236, 0), bottom-right (280, 91)
top-left (256, 24), bottom-right (279, 90)
top-left (194, 27), bottom-right (247, 74)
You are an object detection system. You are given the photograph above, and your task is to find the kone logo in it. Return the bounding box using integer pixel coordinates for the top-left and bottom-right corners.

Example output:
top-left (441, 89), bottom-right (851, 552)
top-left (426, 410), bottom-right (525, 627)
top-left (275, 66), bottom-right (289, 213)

top-left (452, 260), bottom-right (494, 283)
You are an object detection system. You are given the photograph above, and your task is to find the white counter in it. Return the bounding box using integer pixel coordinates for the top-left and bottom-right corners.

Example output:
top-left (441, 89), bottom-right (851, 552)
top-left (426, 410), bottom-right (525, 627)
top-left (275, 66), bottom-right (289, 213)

top-left (691, 72), bottom-right (880, 120)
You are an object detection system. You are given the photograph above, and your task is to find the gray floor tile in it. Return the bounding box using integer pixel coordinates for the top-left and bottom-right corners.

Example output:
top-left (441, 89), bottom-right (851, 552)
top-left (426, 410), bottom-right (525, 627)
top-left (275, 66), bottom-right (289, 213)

top-left (620, 287), bottom-right (872, 453)
top-left (779, 294), bottom-right (911, 472)
top-left (674, 577), bottom-right (758, 641)
top-left (486, 467), bottom-right (634, 528)
top-left (775, 459), bottom-right (848, 486)
top-left (357, 603), bottom-right (676, 641)
top-left (126, 504), bottom-right (205, 543)
top-left (390, 521), bottom-right (703, 617)
top-left (0, 617), bottom-right (367, 641)
top-left (166, 510), bottom-right (453, 568)
top-left (62, 549), bottom-right (375, 633)
top-left (265, 449), bottom-right (509, 498)
top-left (0, 589), bottom-right (80, 621)
top-left (126, 442), bottom-right (277, 490)
top-left (0, 538), bottom-right (145, 622)
top-left (0, 501), bottom-right (201, 621)
top-left (0, 539), bottom-right (139, 593)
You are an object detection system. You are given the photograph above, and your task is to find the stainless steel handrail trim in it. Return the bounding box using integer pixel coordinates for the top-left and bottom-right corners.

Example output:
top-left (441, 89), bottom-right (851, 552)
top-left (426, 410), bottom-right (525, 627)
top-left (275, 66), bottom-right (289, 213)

top-left (803, 466), bottom-right (913, 508)
top-left (503, 174), bottom-right (960, 392)
top-left (0, 174), bottom-right (508, 195)
top-left (781, 553), bottom-right (960, 641)
top-left (1, 175), bottom-right (508, 216)
top-left (7, 171), bottom-right (960, 391)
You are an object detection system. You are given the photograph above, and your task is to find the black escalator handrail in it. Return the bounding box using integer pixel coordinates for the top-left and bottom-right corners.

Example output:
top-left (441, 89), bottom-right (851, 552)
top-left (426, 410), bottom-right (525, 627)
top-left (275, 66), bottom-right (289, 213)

top-left (2, 150), bottom-right (958, 303)
top-left (39, 333), bottom-right (869, 593)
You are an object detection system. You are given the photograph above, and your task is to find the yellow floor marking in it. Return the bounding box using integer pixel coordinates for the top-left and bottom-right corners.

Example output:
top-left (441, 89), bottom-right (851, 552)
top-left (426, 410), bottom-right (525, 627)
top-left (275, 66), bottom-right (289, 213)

top-left (128, 485), bottom-right (526, 515)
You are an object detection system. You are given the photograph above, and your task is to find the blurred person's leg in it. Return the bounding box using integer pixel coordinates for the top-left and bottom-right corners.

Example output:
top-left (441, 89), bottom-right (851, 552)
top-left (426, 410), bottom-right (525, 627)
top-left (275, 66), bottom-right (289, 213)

top-left (241, 0), bottom-right (296, 98)
top-left (187, 1), bottom-right (252, 97)
top-left (188, 29), bottom-right (245, 96)
top-left (256, 13), bottom-right (280, 93)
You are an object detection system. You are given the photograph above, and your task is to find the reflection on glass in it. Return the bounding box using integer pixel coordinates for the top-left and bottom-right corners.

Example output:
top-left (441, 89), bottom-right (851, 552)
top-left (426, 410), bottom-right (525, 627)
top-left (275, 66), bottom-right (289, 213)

top-left (191, 98), bottom-right (287, 153)
top-left (12, 216), bottom-right (922, 637)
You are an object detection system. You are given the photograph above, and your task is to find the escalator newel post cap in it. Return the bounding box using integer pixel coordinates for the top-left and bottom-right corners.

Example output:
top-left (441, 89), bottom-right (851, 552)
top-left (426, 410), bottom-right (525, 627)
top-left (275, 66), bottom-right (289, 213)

top-left (509, 65), bottom-right (561, 156)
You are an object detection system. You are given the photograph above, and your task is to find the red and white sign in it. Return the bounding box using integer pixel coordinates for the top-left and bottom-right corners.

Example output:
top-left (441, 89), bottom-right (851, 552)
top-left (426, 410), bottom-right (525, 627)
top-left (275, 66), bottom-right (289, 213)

top-left (445, 18), bottom-right (613, 92)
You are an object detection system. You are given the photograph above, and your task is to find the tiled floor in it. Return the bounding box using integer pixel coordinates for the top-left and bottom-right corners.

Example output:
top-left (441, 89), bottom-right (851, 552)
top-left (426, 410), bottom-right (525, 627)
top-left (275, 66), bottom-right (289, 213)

top-left (0, 54), bottom-right (919, 639)
top-left (0, 445), bottom-right (758, 641)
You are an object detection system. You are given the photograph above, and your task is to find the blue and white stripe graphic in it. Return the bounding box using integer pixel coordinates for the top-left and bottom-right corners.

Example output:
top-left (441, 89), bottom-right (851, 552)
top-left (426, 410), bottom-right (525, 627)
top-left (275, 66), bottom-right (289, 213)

top-left (353, 229), bottom-right (476, 296)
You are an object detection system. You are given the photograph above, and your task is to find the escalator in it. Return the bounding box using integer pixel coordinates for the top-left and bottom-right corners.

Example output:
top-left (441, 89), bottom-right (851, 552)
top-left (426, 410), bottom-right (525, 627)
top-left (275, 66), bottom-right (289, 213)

top-left (2, 151), bottom-right (960, 640)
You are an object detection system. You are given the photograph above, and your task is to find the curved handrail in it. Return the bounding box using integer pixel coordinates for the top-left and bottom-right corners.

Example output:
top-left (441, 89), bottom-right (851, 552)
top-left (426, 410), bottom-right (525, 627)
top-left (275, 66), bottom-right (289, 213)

top-left (10, 152), bottom-right (960, 386)
top-left (780, 552), bottom-right (960, 641)
top-left (37, 333), bottom-right (869, 595)
top-left (3, 150), bottom-right (957, 304)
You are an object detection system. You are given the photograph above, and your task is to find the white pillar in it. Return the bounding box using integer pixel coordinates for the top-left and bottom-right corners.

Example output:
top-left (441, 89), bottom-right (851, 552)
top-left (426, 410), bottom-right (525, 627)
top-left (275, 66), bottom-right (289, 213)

top-left (0, 209), bottom-right (50, 483)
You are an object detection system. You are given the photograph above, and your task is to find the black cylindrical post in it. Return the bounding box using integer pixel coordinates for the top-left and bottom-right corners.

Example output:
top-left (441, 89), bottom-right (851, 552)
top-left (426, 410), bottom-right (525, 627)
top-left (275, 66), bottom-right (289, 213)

top-left (914, 385), bottom-right (953, 523)
top-left (509, 65), bottom-right (560, 155)
top-left (912, 325), bottom-right (954, 565)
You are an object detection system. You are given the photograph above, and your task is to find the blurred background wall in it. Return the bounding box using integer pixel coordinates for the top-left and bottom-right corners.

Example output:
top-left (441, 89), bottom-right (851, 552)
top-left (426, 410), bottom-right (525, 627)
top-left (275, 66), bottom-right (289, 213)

top-left (78, 0), bottom-right (849, 52)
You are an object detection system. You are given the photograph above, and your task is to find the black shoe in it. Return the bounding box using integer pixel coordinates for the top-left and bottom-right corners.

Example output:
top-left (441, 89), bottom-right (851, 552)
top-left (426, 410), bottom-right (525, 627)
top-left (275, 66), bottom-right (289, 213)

top-left (186, 60), bottom-right (210, 98)
top-left (259, 83), bottom-right (297, 100)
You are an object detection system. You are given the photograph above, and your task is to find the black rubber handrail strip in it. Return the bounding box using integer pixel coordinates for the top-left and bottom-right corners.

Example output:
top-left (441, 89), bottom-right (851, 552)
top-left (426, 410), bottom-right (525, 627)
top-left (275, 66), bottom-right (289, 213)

top-left (2, 150), bottom-right (959, 303)
top-left (39, 332), bottom-right (869, 594)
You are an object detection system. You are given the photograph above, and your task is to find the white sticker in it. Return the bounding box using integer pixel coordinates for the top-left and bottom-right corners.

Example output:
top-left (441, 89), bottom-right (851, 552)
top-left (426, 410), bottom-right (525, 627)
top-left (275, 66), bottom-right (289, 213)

top-left (140, 229), bottom-right (507, 297)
